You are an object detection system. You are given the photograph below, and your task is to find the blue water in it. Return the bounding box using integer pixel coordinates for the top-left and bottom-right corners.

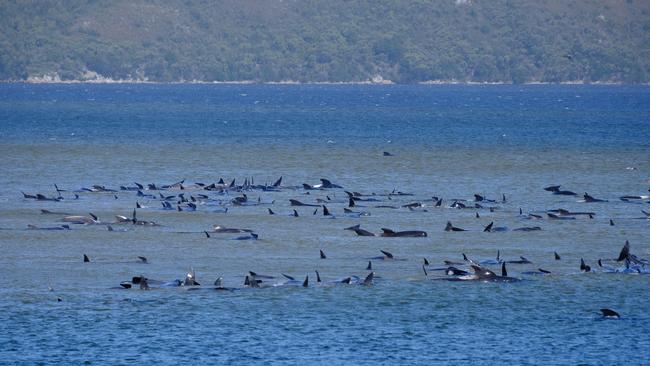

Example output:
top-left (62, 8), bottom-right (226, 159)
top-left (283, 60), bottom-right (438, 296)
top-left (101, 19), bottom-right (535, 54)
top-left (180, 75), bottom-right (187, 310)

top-left (1, 84), bottom-right (648, 149)
top-left (1, 83), bottom-right (649, 365)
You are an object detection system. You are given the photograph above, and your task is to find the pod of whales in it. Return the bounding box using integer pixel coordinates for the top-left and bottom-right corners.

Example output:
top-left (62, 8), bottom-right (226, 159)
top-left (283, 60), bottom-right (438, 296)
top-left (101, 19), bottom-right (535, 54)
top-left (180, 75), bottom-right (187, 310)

top-left (16, 175), bottom-right (649, 309)
top-left (343, 224), bottom-right (427, 237)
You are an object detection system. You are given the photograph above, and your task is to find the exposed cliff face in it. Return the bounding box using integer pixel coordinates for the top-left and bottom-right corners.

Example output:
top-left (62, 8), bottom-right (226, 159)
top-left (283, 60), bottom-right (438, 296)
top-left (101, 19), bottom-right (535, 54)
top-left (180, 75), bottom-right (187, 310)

top-left (2, 0), bottom-right (649, 83)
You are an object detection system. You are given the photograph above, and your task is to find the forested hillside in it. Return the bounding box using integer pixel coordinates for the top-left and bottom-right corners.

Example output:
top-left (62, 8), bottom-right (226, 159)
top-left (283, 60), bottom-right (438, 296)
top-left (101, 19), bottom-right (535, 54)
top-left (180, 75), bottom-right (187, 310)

top-left (1, 0), bottom-right (649, 83)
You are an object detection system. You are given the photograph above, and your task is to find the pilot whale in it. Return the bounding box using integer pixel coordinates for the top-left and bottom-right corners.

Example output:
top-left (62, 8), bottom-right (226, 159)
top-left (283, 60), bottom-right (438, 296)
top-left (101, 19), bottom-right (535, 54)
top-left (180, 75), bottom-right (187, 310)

top-left (344, 224), bottom-right (376, 236)
top-left (438, 263), bottom-right (520, 282)
top-left (380, 228), bottom-right (427, 237)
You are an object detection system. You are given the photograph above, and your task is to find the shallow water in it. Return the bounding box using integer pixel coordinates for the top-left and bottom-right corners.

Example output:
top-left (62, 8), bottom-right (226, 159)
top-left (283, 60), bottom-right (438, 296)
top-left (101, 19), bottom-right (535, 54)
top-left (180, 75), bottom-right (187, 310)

top-left (1, 84), bottom-right (649, 365)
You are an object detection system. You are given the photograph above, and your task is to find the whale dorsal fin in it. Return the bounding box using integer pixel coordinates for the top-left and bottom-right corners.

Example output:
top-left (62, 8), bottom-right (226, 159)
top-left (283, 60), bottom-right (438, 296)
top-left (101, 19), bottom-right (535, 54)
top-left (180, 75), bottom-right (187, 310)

top-left (302, 276), bottom-right (309, 287)
top-left (381, 228), bottom-right (395, 235)
top-left (484, 222), bottom-right (494, 232)
top-left (380, 250), bottom-right (393, 259)
top-left (554, 252), bottom-right (561, 260)
top-left (363, 272), bottom-right (374, 285)
top-left (423, 257), bottom-right (429, 266)
top-left (293, 210), bottom-right (299, 217)
top-left (617, 241), bottom-right (630, 262)
top-left (501, 262), bottom-right (508, 277)
top-left (83, 254), bottom-right (90, 262)
top-left (320, 250), bottom-right (326, 259)
top-left (268, 208), bottom-right (275, 215)
top-left (323, 205), bottom-right (331, 216)
top-left (89, 212), bottom-right (98, 221)
top-left (282, 273), bottom-right (295, 281)
top-left (315, 270), bottom-right (321, 283)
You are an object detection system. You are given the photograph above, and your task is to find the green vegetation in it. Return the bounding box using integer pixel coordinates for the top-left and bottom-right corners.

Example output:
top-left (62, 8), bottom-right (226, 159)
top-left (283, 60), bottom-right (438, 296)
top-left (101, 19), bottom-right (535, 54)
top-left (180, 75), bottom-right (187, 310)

top-left (1, 0), bottom-right (649, 83)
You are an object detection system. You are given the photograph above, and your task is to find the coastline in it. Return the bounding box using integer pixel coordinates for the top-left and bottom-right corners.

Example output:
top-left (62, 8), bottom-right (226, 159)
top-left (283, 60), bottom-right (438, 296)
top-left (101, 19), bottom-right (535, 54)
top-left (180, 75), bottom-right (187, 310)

top-left (0, 73), bottom-right (640, 86)
top-left (1, 80), bottom-right (638, 86)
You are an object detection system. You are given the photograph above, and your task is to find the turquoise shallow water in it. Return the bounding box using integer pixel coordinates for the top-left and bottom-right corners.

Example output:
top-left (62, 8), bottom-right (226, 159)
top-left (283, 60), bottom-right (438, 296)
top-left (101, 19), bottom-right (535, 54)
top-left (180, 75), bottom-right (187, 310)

top-left (0, 84), bottom-right (649, 365)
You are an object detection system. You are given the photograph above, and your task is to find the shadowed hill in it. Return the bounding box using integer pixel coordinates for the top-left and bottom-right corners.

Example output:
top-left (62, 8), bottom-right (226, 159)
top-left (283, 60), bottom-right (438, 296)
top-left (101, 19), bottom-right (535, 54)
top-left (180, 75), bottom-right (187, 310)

top-left (1, 0), bottom-right (649, 83)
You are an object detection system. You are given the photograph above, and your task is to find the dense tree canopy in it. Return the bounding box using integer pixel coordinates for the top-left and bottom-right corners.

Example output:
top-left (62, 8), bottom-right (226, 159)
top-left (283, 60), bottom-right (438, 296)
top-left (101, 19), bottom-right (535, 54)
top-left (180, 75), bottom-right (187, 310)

top-left (1, 0), bottom-right (649, 83)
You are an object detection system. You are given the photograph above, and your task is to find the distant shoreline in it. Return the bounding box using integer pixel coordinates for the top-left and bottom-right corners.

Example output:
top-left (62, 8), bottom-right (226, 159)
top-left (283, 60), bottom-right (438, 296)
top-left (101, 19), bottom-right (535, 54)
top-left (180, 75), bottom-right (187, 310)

top-left (1, 79), bottom-right (641, 86)
top-left (0, 72), bottom-right (642, 86)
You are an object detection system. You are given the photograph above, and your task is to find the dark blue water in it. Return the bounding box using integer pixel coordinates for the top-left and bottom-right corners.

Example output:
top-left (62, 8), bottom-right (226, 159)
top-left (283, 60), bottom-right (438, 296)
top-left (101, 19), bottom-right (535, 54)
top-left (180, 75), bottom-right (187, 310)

top-left (1, 84), bottom-right (648, 150)
top-left (1, 83), bottom-right (649, 365)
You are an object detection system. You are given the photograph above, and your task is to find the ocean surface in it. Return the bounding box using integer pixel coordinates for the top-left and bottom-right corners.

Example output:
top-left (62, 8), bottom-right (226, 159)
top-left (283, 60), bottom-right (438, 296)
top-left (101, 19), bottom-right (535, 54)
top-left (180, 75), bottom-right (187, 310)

top-left (0, 83), bottom-right (649, 365)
